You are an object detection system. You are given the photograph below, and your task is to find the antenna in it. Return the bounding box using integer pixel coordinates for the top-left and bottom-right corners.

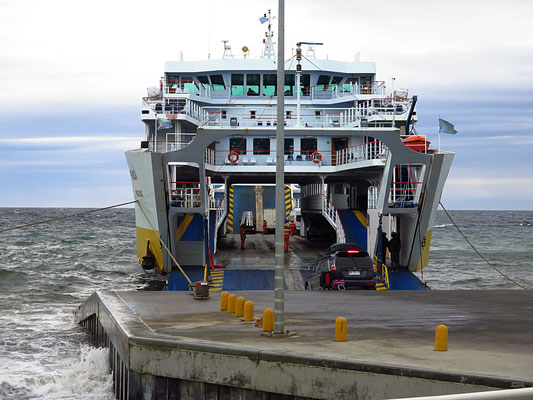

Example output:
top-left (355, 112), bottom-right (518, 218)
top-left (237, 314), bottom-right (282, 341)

top-left (297, 42), bottom-right (323, 60)
top-left (263, 10), bottom-right (275, 59)
top-left (222, 40), bottom-right (233, 59)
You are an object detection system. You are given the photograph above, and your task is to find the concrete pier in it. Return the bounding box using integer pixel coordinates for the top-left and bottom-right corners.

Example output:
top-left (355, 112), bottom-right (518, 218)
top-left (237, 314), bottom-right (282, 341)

top-left (75, 290), bottom-right (533, 399)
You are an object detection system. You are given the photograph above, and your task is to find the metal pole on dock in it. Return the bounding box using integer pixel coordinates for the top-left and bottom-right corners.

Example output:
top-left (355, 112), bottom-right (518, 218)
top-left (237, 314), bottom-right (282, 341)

top-left (274, 0), bottom-right (285, 334)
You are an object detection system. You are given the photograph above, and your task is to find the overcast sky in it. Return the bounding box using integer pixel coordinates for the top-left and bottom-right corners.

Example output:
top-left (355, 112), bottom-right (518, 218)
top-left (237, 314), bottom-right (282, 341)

top-left (1, 0), bottom-right (532, 209)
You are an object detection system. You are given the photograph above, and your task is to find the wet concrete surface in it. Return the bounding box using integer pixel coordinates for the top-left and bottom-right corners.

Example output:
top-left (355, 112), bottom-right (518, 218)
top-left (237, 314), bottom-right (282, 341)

top-left (115, 290), bottom-right (533, 381)
top-left (215, 233), bottom-right (331, 270)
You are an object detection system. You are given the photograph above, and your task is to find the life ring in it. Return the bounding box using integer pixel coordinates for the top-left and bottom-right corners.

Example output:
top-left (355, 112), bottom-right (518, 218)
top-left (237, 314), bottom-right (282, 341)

top-left (311, 151), bottom-right (322, 163)
top-left (228, 151), bottom-right (239, 163)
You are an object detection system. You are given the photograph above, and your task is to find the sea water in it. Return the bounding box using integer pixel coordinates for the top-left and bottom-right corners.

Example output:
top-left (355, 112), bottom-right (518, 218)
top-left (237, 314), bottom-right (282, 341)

top-left (0, 208), bottom-right (531, 399)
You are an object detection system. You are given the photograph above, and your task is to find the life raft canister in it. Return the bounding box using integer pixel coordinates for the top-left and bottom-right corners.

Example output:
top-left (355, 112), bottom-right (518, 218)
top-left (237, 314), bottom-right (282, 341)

top-left (228, 151), bottom-right (239, 163)
top-left (311, 151), bottom-right (322, 163)
top-left (402, 135), bottom-right (430, 152)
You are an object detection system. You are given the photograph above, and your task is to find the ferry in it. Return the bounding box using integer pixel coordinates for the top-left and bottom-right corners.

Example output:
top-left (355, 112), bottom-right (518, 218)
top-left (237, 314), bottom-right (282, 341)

top-left (125, 17), bottom-right (454, 291)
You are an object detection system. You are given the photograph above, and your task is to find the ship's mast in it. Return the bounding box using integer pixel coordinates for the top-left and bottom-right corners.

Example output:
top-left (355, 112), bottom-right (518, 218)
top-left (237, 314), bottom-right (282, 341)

top-left (263, 10), bottom-right (275, 60)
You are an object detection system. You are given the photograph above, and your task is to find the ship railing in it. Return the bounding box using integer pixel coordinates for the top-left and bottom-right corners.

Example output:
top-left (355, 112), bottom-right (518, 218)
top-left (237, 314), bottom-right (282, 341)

top-left (165, 133), bottom-right (196, 152)
top-left (208, 197), bottom-right (224, 210)
top-left (204, 142), bottom-right (386, 168)
top-left (340, 98), bottom-right (411, 127)
top-left (389, 180), bottom-right (422, 209)
top-left (167, 81), bottom-right (386, 101)
top-left (200, 100), bottom-right (409, 129)
top-left (204, 148), bottom-right (216, 164)
top-left (322, 195), bottom-right (346, 244)
top-left (201, 107), bottom-right (347, 129)
top-left (373, 254), bottom-right (390, 289)
top-left (311, 81), bottom-right (385, 99)
top-left (142, 97), bottom-right (205, 123)
top-left (368, 186), bottom-right (380, 209)
top-left (367, 181), bottom-right (422, 210)
top-left (168, 182), bottom-right (201, 208)
top-left (335, 141), bottom-right (388, 165)
top-left (212, 194), bottom-right (227, 254)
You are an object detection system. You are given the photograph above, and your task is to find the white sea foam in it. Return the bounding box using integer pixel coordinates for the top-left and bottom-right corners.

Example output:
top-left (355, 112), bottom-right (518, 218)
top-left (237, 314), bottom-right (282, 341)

top-left (31, 345), bottom-right (114, 400)
top-left (434, 223), bottom-right (452, 228)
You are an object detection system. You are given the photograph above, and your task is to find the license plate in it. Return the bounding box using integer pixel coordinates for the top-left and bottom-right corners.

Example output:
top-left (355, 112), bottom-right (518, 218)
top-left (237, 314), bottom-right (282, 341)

top-left (348, 271), bottom-right (360, 276)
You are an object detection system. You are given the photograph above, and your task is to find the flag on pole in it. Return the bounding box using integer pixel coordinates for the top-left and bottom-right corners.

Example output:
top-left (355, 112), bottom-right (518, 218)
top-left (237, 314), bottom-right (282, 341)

top-left (259, 16), bottom-right (269, 24)
top-left (157, 118), bottom-right (172, 130)
top-left (438, 118), bottom-right (457, 135)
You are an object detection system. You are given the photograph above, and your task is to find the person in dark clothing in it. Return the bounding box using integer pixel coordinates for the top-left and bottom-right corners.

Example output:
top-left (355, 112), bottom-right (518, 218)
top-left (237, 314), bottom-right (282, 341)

top-left (381, 232), bottom-right (389, 266)
top-left (389, 231), bottom-right (401, 270)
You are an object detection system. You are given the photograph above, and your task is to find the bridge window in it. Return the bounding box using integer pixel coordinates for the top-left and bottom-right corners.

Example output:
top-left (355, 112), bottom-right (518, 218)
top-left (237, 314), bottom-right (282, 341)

top-left (301, 138), bottom-right (317, 155)
top-left (210, 74), bottom-right (226, 91)
top-left (316, 75), bottom-right (330, 91)
top-left (230, 138), bottom-right (247, 154)
top-left (197, 75), bottom-right (209, 89)
top-left (284, 138), bottom-right (294, 155)
top-left (231, 74), bottom-right (244, 96)
top-left (284, 74), bottom-right (295, 96)
top-left (263, 74), bottom-right (277, 96)
top-left (300, 74), bottom-right (310, 96)
top-left (331, 76), bottom-right (343, 92)
top-left (181, 76), bottom-right (198, 92)
top-left (253, 138), bottom-right (270, 155)
top-left (246, 74), bottom-right (260, 96)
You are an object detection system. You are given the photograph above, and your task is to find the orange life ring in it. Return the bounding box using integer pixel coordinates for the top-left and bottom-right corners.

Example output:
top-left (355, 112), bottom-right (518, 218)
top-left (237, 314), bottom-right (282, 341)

top-left (228, 151), bottom-right (239, 163)
top-left (311, 151), bottom-right (322, 163)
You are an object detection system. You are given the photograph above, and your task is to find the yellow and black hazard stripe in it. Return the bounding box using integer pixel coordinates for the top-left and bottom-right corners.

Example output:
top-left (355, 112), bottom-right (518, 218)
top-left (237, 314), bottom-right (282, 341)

top-left (209, 269), bottom-right (224, 291)
top-left (226, 185), bottom-right (234, 233)
top-left (284, 185), bottom-right (292, 227)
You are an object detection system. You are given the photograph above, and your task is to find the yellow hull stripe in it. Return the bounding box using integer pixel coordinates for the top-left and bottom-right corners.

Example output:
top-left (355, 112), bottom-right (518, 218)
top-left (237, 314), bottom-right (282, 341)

top-left (353, 210), bottom-right (368, 227)
top-left (136, 226), bottom-right (163, 271)
top-left (415, 229), bottom-right (433, 271)
top-left (177, 213), bottom-right (194, 241)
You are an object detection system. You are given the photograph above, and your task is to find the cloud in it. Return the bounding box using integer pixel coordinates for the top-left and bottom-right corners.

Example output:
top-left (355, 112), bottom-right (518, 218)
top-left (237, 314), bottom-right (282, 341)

top-left (0, 136), bottom-right (141, 154)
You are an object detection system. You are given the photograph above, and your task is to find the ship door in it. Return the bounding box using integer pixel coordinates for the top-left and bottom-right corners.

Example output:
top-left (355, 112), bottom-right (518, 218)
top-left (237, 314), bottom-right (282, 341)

top-left (331, 138), bottom-right (348, 165)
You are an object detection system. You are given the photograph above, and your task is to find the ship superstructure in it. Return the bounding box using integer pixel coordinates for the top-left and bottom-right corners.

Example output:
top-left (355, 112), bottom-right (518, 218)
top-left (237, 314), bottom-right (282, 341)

top-left (126, 35), bottom-right (454, 290)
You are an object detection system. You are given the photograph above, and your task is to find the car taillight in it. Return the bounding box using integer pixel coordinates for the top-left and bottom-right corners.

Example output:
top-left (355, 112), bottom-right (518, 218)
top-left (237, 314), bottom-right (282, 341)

top-left (330, 265), bottom-right (336, 271)
top-left (347, 250), bottom-right (359, 254)
top-left (373, 266), bottom-right (377, 272)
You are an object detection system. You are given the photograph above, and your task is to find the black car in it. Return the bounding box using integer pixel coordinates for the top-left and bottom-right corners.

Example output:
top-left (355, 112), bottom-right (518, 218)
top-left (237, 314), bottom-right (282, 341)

top-left (304, 243), bottom-right (377, 290)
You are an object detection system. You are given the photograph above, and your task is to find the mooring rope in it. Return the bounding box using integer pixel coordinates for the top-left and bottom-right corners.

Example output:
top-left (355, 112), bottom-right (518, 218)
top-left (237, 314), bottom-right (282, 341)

top-left (439, 202), bottom-right (528, 290)
top-left (0, 200), bottom-right (138, 234)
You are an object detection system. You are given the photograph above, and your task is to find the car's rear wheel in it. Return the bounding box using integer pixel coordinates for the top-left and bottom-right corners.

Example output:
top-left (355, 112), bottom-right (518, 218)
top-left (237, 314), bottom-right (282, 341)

top-left (304, 282), bottom-right (309, 290)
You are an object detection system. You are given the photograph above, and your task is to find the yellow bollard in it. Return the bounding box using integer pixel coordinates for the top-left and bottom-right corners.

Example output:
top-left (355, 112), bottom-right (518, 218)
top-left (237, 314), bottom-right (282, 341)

top-left (435, 324), bottom-right (448, 351)
top-left (335, 317), bottom-right (347, 342)
top-left (243, 300), bottom-right (254, 322)
top-left (235, 296), bottom-right (245, 317)
top-left (263, 308), bottom-right (274, 332)
top-left (227, 294), bottom-right (236, 314)
top-left (220, 291), bottom-right (229, 310)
